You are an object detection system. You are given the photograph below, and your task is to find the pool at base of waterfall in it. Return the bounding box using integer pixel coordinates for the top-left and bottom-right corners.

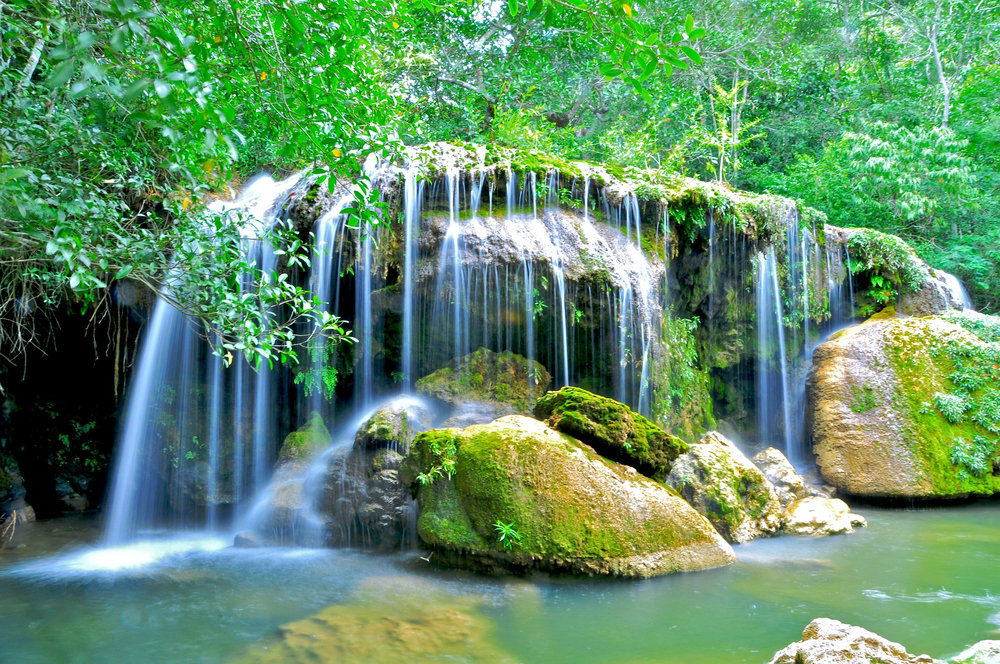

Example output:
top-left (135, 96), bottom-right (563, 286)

top-left (1, 502), bottom-right (998, 663)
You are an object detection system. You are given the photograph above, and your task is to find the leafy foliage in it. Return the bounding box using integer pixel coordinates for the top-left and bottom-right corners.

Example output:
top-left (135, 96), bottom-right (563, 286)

top-left (493, 519), bottom-right (522, 550)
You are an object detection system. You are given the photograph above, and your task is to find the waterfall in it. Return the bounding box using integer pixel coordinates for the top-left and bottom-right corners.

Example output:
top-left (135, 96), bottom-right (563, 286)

top-left (103, 174), bottom-right (302, 543)
top-left (102, 152), bottom-right (878, 549)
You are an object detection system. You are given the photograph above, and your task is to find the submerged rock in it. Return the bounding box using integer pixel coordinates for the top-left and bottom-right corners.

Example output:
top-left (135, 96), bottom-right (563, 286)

top-left (401, 415), bottom-right (734, 578)
top-left (782, 497), bottom-right (867, 536)
top-left (769, 618), bottom-right (937, 664)
top-left (533, 386), bottom-right (689, 479)
top-left (809, 309), bottom-right (1000, 498)
top-left (664, 431), bottom-right (782, 543)
top-left (416, 347), bottom-right (551, 415)
top-left (232, 575), bottom-right (521, 663)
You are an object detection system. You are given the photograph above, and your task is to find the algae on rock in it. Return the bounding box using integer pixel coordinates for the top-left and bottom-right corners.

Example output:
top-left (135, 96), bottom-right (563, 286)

top-left (277, 412), bottom-right (331, 464)
top-left (401, 415), bottom-right (734, 578)
top-left (416, 348), bottom-right (551, 415)
top-left (533, 386), bottom-right (689, 479)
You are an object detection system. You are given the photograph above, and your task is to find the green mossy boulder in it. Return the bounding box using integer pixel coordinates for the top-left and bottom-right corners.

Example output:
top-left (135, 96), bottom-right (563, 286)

top-left (664, 431), bottom-right (782, 543)
top-left (416, 347), bottom-right (551, 415)
top-left (809, 309), bottom-right (1000, 497)
top-left (277, 412), bottom-right (330, 464)
top-left (400, 415), bottom-right (734, 578)
top-left (533, 386), bottom-right (689, 479)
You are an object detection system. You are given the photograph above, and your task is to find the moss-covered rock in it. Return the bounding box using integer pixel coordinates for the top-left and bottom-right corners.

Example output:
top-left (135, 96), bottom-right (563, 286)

top-left (664, 431), bottom-right (782, 543)
top-left (401, 415), bottom-right (734, 578)
top-left (533, 387), bottom-right (689, 479)
top-left (277, 412), bottom-right (330, 464)
top-left (809, 309), bottom-right (1000, 497)
top-left (416, 347), bottom-right (550, 415)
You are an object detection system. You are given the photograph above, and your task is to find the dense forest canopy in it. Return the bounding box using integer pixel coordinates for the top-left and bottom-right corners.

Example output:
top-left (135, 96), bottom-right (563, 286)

top-left (1, 0), bottom-right (998, 370)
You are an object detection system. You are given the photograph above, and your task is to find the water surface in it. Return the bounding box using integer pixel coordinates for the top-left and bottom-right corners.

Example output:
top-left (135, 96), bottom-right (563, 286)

top-left (1, 503), bottom-right (997, 663)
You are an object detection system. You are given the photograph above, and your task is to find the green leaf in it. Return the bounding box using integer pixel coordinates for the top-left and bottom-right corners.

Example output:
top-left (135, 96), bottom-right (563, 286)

top-left (688, 27), bottom-right (707, 39)
top-left (46, 57), bottom-right (77, 88)
top-left (115, 265), bottom-right (133, 279)
top-left (509, 0), bottom-right (518, 17)
top-left (0, 168), bottom-right (31, 183)
top-left (684, 14), bottom-right (695, 33)
top-left (681, 46), bottom-right (702, 64)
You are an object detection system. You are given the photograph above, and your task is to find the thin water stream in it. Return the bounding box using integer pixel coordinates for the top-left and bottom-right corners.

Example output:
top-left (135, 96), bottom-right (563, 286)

top-left (2, 502), bottom-right (997, 663)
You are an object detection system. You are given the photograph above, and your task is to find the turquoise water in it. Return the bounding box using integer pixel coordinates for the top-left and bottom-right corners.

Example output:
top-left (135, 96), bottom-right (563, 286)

top-left (1, 503), bottom-right (998, 663)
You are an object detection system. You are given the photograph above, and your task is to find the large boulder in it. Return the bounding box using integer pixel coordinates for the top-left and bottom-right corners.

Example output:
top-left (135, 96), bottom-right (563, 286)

top-left (664, 431), bottom-right (782, 543)
top-left (808, 309), bottom-right (1000, 498)
top-left (401, 415), bottom-right (735, 578)
top-left (783, 497), bottom-right (867, 536)
top-left (233, 576), bottom-right (519, 663)
top-left (416, 347), bottom-right (550, 415)
top-left (769, 618), bottom-right (937, 664)
top-left (533, 386), bottom-right (689, 479)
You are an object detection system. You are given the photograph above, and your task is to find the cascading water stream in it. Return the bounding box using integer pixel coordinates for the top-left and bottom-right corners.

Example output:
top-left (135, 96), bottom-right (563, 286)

top-left (103, 174), bottom-right (302, 544)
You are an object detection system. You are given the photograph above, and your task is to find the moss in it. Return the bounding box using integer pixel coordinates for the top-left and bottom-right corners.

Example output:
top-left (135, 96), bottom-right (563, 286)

top-left (884, 317), bottom-right (1000, 495)
top-left (533, 387), bottom-right (689, 479)
top-left (404, 418), bottom-right (716, 571)
top-left (416, 347), bottom-right (551, 414)
top-left (277, 412), bottom-right (330, 461)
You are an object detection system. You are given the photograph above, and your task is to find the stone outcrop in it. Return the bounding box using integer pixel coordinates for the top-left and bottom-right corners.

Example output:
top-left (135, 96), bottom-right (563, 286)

top-left (769, 618), bottom-right (937, 664)
top-left (664, 431), bottom-right (782, 543)
top-left (808, 309), bottom-right (1000, 498)
top-left (401, 415), bottom-right (734, 578)
top-left (534, 386), bottom-right (689, 480)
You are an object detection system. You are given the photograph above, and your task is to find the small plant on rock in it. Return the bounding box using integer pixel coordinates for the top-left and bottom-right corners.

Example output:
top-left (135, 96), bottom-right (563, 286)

top-left (493, 520), bottom-right (522, 550)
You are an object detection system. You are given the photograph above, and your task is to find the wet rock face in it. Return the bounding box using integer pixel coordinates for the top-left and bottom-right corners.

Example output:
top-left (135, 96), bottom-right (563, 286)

top-left (417, 347), bottom-right (551, 415)
top-left (1, 454), bottom-right (35, 525)
top-left (664, 431), bottom-right (782, 544)
top-left (897, 269), bottom-right (969, 316)
top-left (401, 415), bottom-right (735, 578)
top-left (319, 398), bottom-right (433, 551)
top-left (808, 310), bottom-right (1000, 498)
top-left (769, 618), bottom-right (937, 664)
top-left (534, 386), bottom-right (689, 479)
